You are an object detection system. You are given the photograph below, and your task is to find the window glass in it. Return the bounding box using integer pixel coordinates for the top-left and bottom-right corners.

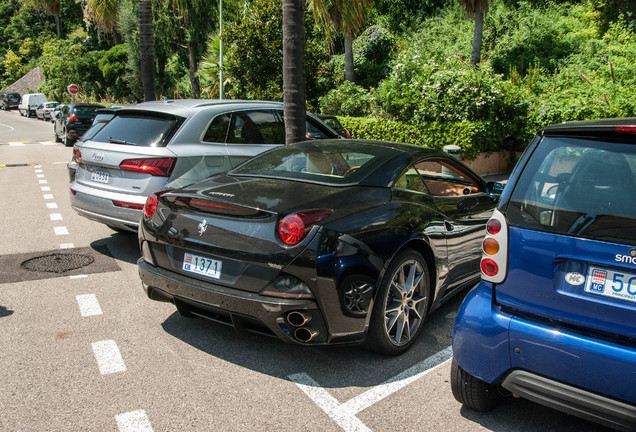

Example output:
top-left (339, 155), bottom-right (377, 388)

top-left (231, 141), bottom-right (400, 185)
top-left (506, 136), bottom-right (636, 244)
top-left (393, 168), bottom-right (430, 194)
top-left (91, 114), bottom-right (179, 147)
top-left (227, 110), bottom-right (284, 145)
top-left (414, 160), bottom-right (479, 196)
top-left (202, 113), bottom-right (231, 143)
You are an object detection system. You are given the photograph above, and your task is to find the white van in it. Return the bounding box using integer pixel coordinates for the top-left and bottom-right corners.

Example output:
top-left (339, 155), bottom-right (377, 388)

top-left (18, 93), bottom-right (47, 117)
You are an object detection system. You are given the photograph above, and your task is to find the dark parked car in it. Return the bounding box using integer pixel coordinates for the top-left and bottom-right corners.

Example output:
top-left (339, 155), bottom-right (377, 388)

top-left (451, 118), bottom-right (636, 430)
top-left (137, 139), bottom-right (503, 355)
top-left (54, 103), bottom-right (104, 146)
top-left (320, 115), bottom-right (350, 138)
top-left (67, 106), bottom-right (120, 182)
top-left (70, 99), bottom-right (340, 233)
top-left (0, 92), bottom-right (20, 110)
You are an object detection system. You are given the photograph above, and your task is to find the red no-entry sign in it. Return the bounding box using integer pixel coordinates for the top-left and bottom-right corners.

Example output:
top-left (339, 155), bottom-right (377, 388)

top-left (67, 84), bottom-right (79, 95)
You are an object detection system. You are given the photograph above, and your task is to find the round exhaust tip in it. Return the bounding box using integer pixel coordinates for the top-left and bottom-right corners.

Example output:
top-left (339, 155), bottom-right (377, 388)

top-left (294, 327), bottom-right (318, 343)
top-left (287, 311), bottom-right (311, 327)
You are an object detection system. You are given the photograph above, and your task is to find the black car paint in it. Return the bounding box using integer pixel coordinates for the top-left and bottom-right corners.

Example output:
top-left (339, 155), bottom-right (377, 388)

top-left (54, 103), bottom-right (105, 146)
top-left (137, 140), bottom-right (498, 347)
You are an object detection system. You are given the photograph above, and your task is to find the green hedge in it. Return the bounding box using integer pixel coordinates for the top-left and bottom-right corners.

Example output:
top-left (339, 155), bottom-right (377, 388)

top-left (338, 116), bottom-right (530, 160)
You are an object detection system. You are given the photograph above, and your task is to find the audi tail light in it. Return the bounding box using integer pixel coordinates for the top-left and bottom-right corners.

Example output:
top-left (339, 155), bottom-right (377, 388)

top-left (480, 209), bottom-right (508, 283)
top-left (278, 209), bottom-right (333, 246)
top-left (120, 158), bottom-right (176, 177)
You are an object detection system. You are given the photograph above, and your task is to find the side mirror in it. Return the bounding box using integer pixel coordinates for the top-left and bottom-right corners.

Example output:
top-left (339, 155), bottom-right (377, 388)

top-left (486, 181), bottom-right (505, 199)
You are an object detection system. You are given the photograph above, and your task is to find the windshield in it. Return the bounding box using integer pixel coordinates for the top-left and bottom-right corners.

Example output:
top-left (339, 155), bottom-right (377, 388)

top-left (505, 136), bottom-right (636, 244)
top-left (230, 140), bottom-right (401, 185)
top-left (91, 114), bottom-right (180, 147)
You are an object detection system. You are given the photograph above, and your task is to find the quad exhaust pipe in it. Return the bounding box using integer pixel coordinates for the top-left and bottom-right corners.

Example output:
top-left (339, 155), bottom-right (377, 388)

top-left (286, 311), bottom-right (318, 342)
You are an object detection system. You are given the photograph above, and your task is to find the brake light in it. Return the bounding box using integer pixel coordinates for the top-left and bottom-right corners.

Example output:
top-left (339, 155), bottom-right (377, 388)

top-left (345, 129), bottom-right (351, 139)
top-left (113, 201), bottom-right (144, 210)
top-left (614, 126), bottom-right (636, 134)
top-left (480, 209), bottom-right (508, 283)
top-left (143, 192), bottom-right (168, 218)
top-left (75, 148), bottom-right (82, 163)
top-left (69, 113), bottom-right (79, 122)
top-left (278, 209), bottom-right (333, 245)
top-left (120, 158), bottom-right (176, 177)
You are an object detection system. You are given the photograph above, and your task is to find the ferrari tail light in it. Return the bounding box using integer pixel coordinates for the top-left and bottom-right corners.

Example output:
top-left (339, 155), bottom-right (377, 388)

top-left (480, 208), bottom-right (508, 283)
top-left (144, 191), bottom-right (169, 218)
top-left (120, 158), bottom-right (176, 177)
top-left (278, 209), bottom-right (333, 246)
top-left (69, 113), bottom-right (79, 122)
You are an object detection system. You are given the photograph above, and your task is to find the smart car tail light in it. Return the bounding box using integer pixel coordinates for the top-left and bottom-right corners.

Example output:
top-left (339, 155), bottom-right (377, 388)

top-left (278, 209), bottom-right (333, 246)
top-left (120, 158), bottom-right (176, 177)
top-left (480, 208), bottom-right (508, 283)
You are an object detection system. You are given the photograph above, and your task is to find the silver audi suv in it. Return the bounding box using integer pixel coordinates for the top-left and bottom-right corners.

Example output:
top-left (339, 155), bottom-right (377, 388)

top-left (70, 99), bottom-right (340, 232)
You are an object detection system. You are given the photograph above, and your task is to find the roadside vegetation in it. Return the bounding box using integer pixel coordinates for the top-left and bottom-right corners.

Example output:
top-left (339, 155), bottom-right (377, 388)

top-left (1, 0), bottom-right (634, 158)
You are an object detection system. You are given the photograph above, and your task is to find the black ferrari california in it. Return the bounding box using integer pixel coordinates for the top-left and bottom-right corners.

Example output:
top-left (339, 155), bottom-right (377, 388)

top-left (137, 139), bottom-right (503, 355)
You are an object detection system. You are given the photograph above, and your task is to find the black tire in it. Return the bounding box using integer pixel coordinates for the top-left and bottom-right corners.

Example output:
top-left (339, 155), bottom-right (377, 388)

top-left (54, 129), bottom-right (62, 143)
top-left (450, 357), bottom-right (502, 412)
top-left (63, 130), bottom-right (72, 147)
top-left (366, 249), bottom-right (430, 356)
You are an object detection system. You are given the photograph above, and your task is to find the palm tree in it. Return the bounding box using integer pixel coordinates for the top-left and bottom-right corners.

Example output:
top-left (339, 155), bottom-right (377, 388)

top-left (81, 0), bottom-right (121, 42)
top-left (460, 0), bottom-right (489, 67)
top-left (310, 0), bottom-right (371, 83)
top-left (25, 0), bottom-right (61, 38)
top-left (138, 0), bottom-right (156, 101)
top-left (282, 0), bottom-right (306, 144)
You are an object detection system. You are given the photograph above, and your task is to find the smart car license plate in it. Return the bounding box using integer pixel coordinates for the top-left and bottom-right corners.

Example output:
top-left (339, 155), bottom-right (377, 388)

top-left (90, 170), bottom-right (109, 184)
top-left (182, 252), bottom-right (222, 279)
top-left (584, 266), bottom-right (636, 303)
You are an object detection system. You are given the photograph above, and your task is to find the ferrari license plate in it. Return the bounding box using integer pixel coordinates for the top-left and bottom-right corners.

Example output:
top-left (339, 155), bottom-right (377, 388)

top-left (90, 170), bottom-right (109, 183)
top-left (584, 266), bottom-right (636, 303)
top-left (183, 252), bottom-right (222, 279)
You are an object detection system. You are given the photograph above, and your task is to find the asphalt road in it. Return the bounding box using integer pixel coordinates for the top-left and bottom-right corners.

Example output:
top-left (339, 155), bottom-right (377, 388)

top-left (0, 108), bottom-right (615, 431)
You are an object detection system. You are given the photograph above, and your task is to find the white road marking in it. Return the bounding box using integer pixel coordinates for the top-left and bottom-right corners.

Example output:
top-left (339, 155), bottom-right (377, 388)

top-left (0, 122), bottom-right (15, 132)
top-left (60, 243), bottom-right (75, 249)
top-left (36, 174), bottom-right (44, 178)
top-left (289, 346), bottom-right (453, 432)
top-left (50, 213), bottom-right (63, 221)
top-left (41, 186), bottom-right (50, 191)
top-left (116, 410), bottom-right (154, 432)
top-left (69, 274), bottom-right (86, 279)
top-left (43, 194), bottom-right (54, 200)
top-left (34, 165), bottom-right (41, 168)
top-left (38, 180), bottom-right (48, 184)
top-left (35, 169), bottom-right (43, 173)
top-left (92, 340), bottom-right (126, 374)
top-left (9, 141), bottom-right (25, 146)
top-left (41, 141), bottom-right (56, 146)
top-left (46, 202), bottom-right (58, 209)
top-left (54, 226), bottom-right (68, 235)
top-left (76, 294), bottom-right (102, 316)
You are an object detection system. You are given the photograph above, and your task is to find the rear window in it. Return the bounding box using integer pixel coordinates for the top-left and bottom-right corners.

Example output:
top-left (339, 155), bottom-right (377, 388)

top-left (230, 140), bottom-right (400, 185)
top-left (91, 114), bottom-right (180, 147)
top-left (505, 136), bottom-right (636, 244)
top-left (74, 106), bottom-right (100, 115)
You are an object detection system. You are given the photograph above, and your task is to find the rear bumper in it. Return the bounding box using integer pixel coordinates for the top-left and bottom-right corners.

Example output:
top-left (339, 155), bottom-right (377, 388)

top-left (70, 181), bottom-right (144, 232)
top-left (453, 281), bottom-right (636, 430)
top-left (137, 258), bottom-right (351, 345)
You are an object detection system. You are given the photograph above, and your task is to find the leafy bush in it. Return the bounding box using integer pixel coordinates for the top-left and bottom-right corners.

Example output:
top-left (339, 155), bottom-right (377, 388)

top-left (338, 116), bottom-right (519, 159)
top-left (352, 25), bottom-right (397, 88)
top-left (98, 44), bottom-right (130, 101)
top-left (319, 81), bottom-right (373, 117)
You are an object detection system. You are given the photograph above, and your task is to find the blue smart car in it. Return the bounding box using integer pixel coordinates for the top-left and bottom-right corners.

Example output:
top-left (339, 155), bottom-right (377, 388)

top-left (451, 118), bottom-right (636, 431)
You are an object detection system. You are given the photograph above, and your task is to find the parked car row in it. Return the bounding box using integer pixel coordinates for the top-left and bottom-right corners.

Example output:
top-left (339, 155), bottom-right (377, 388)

top-left (0, 92), bottom-right (21, 110)
top-left (63, 99), bottom-right (635, 430)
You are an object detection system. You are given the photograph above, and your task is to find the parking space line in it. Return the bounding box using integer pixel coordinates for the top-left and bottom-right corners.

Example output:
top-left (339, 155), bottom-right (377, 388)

top-left (9, 141), bottom-right (25, 146)
top-left (50, 213), bottom-right (63, 221)
top-left (115, 410), bottom-right (154, 432)
top-left (76, 294), bottom-right (103, 317)
top-left (60, 243), bottom-right (75, 249)
top-left (38, 179), bottom-right (47, 184)
top-left (43, 194), bottom-right (54, 200)
top-left (289, 346), bottom-right (453, 432)
top-left (54, 226), bottom-right (69, 235)
top-left (92, 340), bottom-right (127, 374)
top-left (46, 203), bottom-right (58, 209)
top-left (41, 186), bottom-right (50, 191)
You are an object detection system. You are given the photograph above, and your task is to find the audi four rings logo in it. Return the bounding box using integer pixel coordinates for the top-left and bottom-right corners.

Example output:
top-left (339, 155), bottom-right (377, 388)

top-left (91, 153), bottom-right (104, 161)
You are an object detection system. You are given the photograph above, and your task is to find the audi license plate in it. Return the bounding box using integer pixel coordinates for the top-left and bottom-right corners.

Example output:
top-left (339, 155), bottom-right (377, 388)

top-left (584, 266), bottom-right (636, 303)
top-left (90, 170), bottom-right (109, 184)
top-left (183, 252), bottom-right (222, 280)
